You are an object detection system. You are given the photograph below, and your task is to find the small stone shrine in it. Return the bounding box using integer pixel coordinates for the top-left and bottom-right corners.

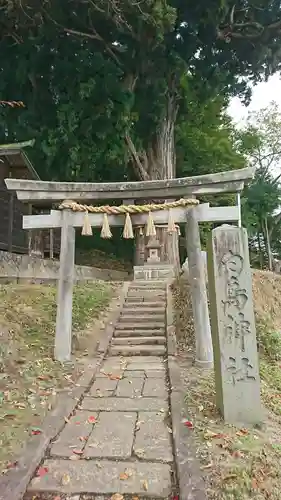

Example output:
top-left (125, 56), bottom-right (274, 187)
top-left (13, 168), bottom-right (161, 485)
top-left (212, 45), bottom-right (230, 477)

top-left (146, 236), bottom-right (161, 263)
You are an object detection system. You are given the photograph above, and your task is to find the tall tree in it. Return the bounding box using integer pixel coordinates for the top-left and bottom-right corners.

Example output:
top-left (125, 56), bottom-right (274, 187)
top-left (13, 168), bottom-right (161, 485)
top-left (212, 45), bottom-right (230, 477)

top-left (1, 1), bottom-right (281, 263)
top-left (239, 102), bottom-right (281, 270)
top-left (1, 1), bottom-right (281, 182)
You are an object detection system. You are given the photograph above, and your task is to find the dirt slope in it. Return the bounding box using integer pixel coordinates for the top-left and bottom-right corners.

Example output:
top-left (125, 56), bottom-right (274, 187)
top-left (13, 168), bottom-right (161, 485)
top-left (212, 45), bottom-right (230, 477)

top-left (252, 269), bottom-right (281, 331)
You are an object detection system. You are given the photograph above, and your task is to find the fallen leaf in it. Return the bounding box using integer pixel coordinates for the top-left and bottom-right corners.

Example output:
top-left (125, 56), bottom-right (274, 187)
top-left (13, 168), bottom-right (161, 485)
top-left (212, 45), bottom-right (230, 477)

top-left (53, 496), bottom-right (61, 500)
top-left (88, 416), bottom-right (97, 424)
top-left (182, 419), bottom-right (193, 429)
top-left (36, 466), bottom-right (48, 477)
top-left (109, 374), bottom-right (122, 380)
top-left (134, 448), bottom-right (145, 457)
top-left (69, 455), bottom-right (80, 461)
top-left (6, 461), bottom-right (18, 469)
top-left (232, 450), bottom-right (244, 458)
top-left (132, 497), bottom-right (139, 500)
top-left (200, 463), bottom-right (213, 470)
top-left (72, 449), bottom-right (83, 455)
top-left (61, 473), bottom-right (70, 486)
top-left (64, 416), bottom-right (70, 423)
top-left (79, 436), bottom-right (87, 442)
top-left (110, 494), bottom-right (124, 500)
top-left (236, 428), bottom-right (249, 437)
top-left (142, 479), bottom-right (148, 491)
top-left (135, 420), bottom-right (144, 431)
top-left (31, 427), bottom-right (42, 436)
top-left (204, 430), bottom-right (226, 439)
top-left (252, 478), bottom-right (259, 490)
top-left (223, 473), bottom-right (238, 481)
top-left (119, 472), bottom-right (129, 480)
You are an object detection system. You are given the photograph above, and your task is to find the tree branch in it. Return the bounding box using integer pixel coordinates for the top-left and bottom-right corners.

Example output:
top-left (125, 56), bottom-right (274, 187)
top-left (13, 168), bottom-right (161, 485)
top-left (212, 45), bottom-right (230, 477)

top-left (217, 13), bottom-right (281, 41)
top-left (125, 134), bottom-right (150, 181)
top-left (63, 27), bottom-right (122, 66)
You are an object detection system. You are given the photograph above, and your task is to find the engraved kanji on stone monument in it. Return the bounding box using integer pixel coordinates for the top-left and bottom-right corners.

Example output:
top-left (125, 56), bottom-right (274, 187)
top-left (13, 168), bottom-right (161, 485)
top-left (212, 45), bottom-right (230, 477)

top-left (207, 225), bottom-right (262, 425)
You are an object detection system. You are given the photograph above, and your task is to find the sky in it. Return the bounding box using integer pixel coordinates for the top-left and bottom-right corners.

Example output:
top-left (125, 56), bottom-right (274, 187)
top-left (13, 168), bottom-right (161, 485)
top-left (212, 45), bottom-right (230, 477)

top-left (228, 73), bottom-right (281, 126)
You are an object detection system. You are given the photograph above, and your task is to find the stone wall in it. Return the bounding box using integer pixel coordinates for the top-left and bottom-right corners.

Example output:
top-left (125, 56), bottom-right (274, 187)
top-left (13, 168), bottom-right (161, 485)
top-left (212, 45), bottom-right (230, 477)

top-left (0, 251), bottom-right (129, 283)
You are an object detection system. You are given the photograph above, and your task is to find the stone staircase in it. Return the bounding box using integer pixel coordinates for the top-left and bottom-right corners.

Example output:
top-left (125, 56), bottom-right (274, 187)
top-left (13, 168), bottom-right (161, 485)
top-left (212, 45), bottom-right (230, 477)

top-left (110, 280), bottom-right (167, 356)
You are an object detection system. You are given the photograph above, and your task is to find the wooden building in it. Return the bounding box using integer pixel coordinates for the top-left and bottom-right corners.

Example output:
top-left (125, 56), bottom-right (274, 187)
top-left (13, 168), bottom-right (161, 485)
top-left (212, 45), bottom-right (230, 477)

top-left (0, 140), bottom-right (60, 256)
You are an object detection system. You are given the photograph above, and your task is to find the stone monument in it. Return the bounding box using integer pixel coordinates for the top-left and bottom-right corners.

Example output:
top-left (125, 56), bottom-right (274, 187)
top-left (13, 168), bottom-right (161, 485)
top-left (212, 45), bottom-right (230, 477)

top-left (207, 225), bottom-right (263, 425)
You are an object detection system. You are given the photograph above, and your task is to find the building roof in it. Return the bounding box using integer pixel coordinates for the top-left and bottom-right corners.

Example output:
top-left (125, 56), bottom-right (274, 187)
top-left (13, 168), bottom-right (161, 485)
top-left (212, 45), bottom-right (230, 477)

top-left (0, 139), bottom-right (40, 180)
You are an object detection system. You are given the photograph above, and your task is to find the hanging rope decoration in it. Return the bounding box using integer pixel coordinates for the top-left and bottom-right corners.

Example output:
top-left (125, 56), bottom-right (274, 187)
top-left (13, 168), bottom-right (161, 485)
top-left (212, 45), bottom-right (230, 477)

top-left (0, 100), bottom-right (25, 108)
top-left (59, 198), bottom-right (199, 239)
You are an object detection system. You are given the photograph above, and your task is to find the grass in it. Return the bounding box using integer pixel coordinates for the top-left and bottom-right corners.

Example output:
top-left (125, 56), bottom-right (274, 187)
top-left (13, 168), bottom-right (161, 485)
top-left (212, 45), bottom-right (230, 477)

top-left (174, 274), bottom-right (281, 500)
top-left (0, 281), bottom-right (115, 473)
top-left (181, 355), bottom-right (281, 500)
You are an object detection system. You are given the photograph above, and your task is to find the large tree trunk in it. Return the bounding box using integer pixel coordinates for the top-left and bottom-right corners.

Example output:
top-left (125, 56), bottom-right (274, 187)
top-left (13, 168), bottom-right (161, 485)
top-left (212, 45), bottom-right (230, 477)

top-left (130, 95), bottom-right (180, 269)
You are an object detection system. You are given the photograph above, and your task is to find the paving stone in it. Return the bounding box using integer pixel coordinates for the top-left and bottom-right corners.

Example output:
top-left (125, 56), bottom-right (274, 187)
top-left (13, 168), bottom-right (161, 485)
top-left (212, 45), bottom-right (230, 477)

top-left (28, 459), bottom-right (172, 496)
top-left (89, 378), bottom-right (118, 396)
top-left (95, 369), bottom-right (124, 379)
top-left (142, 378), bottom-right (168, 398)
top-left (134, 412), bottom-right (173, 463)
top-left (83, 411), bottom-right (136, 458)
top-left (145, 369), bottom-right (166, 378)
top-left (81, 397), bottom-right (168, 412)
top-left (126, 362), bottom-right (164, 371)
top-left (122, 356), bottom-right (164, 363)
top-left (123, 370), bottom-right (145, 378)
top-left (110, 344), bottom-right (166, 356)
top-left (116, 376), bottom-right (144, 398)
top-left (50, 411), bottom-right (98, 457)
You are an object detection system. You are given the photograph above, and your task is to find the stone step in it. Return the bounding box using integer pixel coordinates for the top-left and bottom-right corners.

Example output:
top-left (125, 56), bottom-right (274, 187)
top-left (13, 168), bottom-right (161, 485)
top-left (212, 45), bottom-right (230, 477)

top-left (116, 321), bottom-right (165, 329)
top-left (123, 301), bottom-right (166, 309)
top-left (128, 287), bottom-right (166, 295)
top-left (118, 315), bottom-right (165, 323)
top-left (129, 281), bottom-right (166, 289)
top-left (125, 296), bottom-right (166, 304)
top-left (112, 336), bottom-right (166, 345)
top-left (114, 328), bottom-right (165, 337)
top-left (121, 307), bottom-right (165, 316)
top-left (109, 344), bottom-right (166, 356)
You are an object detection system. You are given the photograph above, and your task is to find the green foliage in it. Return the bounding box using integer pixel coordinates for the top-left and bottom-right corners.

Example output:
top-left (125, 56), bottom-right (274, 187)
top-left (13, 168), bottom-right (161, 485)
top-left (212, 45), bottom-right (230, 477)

top-left (0, 0), bottom-right (281, 182)
top-left (256, 317), bottom-right (281, 362)
top-left (1, 1), bottom-right (281, 261)
top-left (242, 169), bottom-right (281, 233)
top-left (240, 103), bottom-right (281, 267)
top-left (176, 94), bottom-right (246, 177)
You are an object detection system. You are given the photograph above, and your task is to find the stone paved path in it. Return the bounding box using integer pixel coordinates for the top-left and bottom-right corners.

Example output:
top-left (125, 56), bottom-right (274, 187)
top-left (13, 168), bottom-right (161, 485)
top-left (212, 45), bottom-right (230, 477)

top-left (24, 281), bottom-right (180, 499)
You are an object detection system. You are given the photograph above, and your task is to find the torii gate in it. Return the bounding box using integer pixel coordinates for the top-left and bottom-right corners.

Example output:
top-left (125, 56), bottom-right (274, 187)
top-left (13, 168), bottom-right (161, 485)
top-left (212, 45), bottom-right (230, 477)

top-left (5, 166), bottom-right (254, 364)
